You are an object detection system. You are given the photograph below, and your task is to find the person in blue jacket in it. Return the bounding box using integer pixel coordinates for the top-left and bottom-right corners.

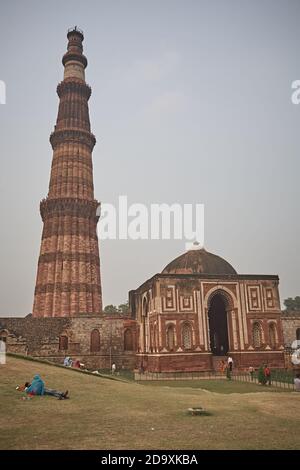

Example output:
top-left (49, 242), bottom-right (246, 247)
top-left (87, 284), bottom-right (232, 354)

top-left (26, 374), bottom-right (69, 399)
top-left (26, 374), bottom-right (44, 395)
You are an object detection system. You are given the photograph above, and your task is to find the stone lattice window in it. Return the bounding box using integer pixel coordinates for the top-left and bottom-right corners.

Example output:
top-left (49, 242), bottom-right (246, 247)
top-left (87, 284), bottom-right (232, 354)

top-left (90, 329), bottom-right (100, 352)
top-left (269, 323), bottom-right (276, 348)
top-left (252, 322), bottom-right (262, 348)
top-left (59, 335), bottom-right (68, 351)
top-left (166, 325), bottom-right (175, 351)
top-left (182, 323), bottom-right (192, 350)
top-left (124, 329), bottom-right (133, 351)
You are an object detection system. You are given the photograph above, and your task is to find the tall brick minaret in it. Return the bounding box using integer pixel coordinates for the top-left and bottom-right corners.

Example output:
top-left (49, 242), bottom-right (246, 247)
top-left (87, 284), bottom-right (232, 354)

top-left (32, 28), bottom-right (102, 317)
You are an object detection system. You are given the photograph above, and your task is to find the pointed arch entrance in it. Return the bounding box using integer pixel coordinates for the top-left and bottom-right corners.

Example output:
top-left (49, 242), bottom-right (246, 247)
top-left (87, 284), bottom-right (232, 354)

top-left (208, 291), bottom-right (231, 356)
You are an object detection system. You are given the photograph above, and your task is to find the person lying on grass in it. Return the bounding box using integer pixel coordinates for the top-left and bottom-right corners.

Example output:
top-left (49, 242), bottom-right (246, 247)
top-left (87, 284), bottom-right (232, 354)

top-left (16, 374), bottom-right (69, 400)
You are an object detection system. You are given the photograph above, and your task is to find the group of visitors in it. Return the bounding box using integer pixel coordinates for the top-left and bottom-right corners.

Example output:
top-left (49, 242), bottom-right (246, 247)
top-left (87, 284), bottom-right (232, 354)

top-left (64, 356), bottom-right (118, 375)
top-left (257, 364), bottom-right (272, 386)
top-left (219, 358), bottom-right (300, 391)
top-left (15, 359), bottom-right (300, 398)
top-left (63, 356), bottom-right (81, 368)
top-left (218, 356), bottom-right (234, 373)
top-left (247, 364), bottom-right (272, 385)
top-left (250, 365), bottom-right (300, 391)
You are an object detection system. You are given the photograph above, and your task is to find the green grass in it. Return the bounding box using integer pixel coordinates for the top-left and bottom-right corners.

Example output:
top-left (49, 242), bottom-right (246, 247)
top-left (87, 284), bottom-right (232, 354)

top-left (98, 368), bottom-right (135, 381)
top-left (0, 356), bottom-right (300, 450)
top-left (139, 379), bottom-right (292, 394)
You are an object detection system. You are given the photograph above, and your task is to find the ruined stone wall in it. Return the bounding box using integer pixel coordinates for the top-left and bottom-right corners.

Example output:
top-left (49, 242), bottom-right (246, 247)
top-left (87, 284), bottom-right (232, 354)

top-left (281, 312), bottom-right (300, 347)
top-left (0, 314), bottom-right (136, 370)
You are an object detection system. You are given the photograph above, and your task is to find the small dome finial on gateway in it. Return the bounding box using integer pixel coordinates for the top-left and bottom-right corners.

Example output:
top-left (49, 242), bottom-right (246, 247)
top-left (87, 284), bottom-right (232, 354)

top-left (186, 240), bottom-right (203, 251)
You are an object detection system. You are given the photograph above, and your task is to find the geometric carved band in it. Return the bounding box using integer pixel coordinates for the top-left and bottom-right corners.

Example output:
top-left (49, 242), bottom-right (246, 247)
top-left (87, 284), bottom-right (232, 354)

top-left (50, 175), bottom-right (94, 190)
top-left (50, 129), bottom-right (96, 151)
top-left (38, 252), bottom-right (100, 265)
top-left (34, 283), bottom-right (102, 294)
top-left (62, 51), bottom-right (88, 68)
top-left (42, 225), bottom-right (99, 239)
top-left (52, 154), bottom-right (93, 169)
top-left (57, 80), bottom-right (91, 99)
top-left (40, 198), bottom-right (100, 221)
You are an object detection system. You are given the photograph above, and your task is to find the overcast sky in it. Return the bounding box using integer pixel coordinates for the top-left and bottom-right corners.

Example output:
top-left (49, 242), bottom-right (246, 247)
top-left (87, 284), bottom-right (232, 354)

top-left (0, 0), bottom-right (299, 316)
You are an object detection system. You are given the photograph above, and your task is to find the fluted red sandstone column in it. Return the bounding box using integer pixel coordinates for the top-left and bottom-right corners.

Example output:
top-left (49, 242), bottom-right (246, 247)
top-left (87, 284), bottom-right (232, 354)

top-left (32, 28), bottom-right (102, 317)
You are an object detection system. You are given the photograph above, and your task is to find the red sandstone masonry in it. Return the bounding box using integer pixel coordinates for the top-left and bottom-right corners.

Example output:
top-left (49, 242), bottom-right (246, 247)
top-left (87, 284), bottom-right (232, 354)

top-left (32, 30), bottom-right (102, 317)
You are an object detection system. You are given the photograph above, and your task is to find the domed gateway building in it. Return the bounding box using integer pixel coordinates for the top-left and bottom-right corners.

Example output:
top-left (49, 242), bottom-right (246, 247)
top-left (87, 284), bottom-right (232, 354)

top-left (130, 244), bottom-right (285, 373)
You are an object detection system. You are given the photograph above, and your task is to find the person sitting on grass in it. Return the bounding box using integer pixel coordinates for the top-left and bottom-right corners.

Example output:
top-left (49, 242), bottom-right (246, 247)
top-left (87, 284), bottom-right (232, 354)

top-left (22, 374), bottom-right (69, 400)
top-left (63, 356), bottom-right (72, 367)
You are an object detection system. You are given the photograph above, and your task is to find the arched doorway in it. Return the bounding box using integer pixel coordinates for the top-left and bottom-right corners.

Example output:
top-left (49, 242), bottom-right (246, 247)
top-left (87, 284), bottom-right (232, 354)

top-left (124, 329), bottom-right (133, 351)
top-left (90, 329), bottom-right (100, 352)
top-left (208, 293), bottom-right (229, 355)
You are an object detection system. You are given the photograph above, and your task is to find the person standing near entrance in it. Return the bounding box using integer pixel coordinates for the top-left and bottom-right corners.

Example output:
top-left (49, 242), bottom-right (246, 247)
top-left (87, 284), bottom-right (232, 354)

top-left (264, 364), bottom-right (272, 386)
top-left (227, 356), bottom-right (233, 372)
top-left (111, 362), bottom-right (116, 375)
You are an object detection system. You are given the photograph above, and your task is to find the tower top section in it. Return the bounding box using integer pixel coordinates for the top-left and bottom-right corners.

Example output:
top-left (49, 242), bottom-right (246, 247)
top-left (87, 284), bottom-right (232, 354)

top-left (62, 27), bottom-right (87, 81)
top-left (67, 26), bottom-right (84, 40)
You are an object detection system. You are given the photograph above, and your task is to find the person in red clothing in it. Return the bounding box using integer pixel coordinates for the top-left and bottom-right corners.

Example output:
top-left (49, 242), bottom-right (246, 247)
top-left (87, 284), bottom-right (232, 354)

top-left (264, 364), bottom-right (272, 386)
top-left (73, 359), bottom-right (81, 368)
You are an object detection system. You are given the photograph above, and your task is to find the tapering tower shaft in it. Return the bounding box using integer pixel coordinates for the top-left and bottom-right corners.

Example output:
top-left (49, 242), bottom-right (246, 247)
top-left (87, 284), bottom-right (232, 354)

top-left (33, 28), bottom-right (102, 317)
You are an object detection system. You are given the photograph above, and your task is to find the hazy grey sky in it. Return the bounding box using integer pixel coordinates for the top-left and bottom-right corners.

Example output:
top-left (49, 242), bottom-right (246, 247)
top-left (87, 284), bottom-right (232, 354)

top-left (0, 0), bottom-right (299, 316)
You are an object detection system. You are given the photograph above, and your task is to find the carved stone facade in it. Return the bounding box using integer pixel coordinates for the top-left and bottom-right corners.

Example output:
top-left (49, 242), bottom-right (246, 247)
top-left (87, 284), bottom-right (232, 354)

top-left (130, 248), bottom-right (285, 372)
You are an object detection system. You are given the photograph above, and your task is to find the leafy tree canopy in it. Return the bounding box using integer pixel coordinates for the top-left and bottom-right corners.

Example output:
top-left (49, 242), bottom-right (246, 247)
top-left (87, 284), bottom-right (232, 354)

top-left (284, 296), bottom-right (300, 312)
top-left (104, 302), bottom-right (129, 314)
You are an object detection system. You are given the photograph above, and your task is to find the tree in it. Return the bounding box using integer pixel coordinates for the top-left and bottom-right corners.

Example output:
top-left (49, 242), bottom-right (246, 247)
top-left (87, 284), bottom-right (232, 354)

top-left (103, 302), bottom-right (130, 315)
top-left (284, 296), bottom-right (300, 312)
top-left (104, 304), bottom-right (118, 314)
top-left (118, 302), bottom-right (129, 314)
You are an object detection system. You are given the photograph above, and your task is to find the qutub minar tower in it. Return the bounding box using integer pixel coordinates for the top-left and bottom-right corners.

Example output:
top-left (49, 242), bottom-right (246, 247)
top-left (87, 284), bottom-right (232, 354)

top-left (32, 28), bottom-right (102, 317)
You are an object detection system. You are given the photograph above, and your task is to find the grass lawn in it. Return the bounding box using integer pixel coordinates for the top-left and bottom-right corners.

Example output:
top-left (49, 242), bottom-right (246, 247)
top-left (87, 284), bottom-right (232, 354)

top-left (139, 379), bottom-right (292, 394)
top-left (0, 356), bottom-right (300, 450)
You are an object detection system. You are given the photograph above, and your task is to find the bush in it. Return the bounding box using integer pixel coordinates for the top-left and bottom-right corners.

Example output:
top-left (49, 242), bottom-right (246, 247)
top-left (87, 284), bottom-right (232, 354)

top-left (258, 365), bottom-right (267, 385)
